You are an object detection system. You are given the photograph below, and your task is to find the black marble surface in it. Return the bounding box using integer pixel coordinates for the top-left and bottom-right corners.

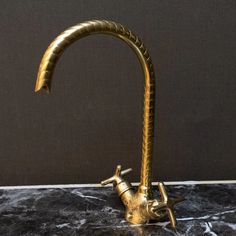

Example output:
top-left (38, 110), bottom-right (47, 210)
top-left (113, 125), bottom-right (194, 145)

top-left (0, 184), bottom-right (235, 235)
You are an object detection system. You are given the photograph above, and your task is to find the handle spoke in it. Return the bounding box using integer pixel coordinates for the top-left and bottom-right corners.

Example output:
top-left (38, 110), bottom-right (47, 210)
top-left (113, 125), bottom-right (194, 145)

top-left (101, 165), bottom-right (132, 186)
top-left (155, 182), bottom-right (185, 228)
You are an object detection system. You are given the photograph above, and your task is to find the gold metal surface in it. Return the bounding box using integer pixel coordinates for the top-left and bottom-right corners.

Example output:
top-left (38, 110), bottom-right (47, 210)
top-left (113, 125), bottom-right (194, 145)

top-left (35, 20), bottom-right (184, 228)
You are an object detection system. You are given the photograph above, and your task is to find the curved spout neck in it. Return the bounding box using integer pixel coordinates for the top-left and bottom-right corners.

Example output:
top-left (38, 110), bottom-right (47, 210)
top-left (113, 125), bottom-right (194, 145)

top-left (35, 20), bottom-right (156, 195)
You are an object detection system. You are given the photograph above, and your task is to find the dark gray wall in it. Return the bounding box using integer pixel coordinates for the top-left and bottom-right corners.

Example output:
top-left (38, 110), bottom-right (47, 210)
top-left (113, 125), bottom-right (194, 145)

top-left (0, 0), bottom-right (235, 185)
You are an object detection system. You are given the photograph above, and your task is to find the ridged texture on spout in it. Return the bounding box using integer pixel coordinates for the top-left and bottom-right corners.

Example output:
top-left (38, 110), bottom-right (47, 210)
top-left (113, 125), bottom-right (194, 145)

top-left (35, 20), bottom-right (155, 195)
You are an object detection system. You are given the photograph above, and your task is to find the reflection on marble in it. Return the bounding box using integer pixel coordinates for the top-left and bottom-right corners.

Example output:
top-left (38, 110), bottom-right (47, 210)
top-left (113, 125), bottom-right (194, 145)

top-left (0, 184), bottom-right (235, 235)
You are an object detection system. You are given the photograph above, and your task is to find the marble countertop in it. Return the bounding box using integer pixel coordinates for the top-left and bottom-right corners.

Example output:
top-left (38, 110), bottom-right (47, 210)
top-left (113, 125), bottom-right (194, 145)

top-left (0, 183), bottom-right (235, 235)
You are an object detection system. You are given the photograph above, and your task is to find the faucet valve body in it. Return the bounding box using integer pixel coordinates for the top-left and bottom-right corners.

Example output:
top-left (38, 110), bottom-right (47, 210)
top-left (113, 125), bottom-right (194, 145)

top-left (101, 165), bottom-right (184, 227)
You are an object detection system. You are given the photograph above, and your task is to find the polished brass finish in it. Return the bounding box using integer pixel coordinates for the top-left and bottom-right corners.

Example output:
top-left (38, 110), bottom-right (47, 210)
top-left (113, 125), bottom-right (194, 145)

top-left (101, 165), bottom-right (184, 227)
top-left (35, 20), bottom-right (184, 228)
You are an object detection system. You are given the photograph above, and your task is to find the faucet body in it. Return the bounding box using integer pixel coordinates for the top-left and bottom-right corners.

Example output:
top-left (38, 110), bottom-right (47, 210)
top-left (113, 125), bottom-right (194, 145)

top-left (35, 20), bottom-right (183, 227)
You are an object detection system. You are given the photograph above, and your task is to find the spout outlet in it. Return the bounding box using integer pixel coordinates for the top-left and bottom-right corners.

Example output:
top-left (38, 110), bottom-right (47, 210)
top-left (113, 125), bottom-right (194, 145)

top-left (35, 73), bottom-right (51, 93)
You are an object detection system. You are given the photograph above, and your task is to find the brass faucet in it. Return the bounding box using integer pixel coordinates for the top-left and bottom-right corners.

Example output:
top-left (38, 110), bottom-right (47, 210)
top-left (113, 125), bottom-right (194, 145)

top-left (35, 20), bottom-right (184, 228)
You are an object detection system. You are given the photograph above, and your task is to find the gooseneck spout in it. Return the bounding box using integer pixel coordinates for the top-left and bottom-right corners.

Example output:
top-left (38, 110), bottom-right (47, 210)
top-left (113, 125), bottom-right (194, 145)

top-left (35, 20), bottom-right (155, 194)
top-left (35, 20), bottom-right (183, 227)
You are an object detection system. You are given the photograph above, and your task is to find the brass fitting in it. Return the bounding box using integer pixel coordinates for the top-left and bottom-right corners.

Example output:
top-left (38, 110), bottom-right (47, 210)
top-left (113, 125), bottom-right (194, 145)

top-left (35, 20), bottom-right (184, 228)
top-left (101, 165), bottom-right (184, 227)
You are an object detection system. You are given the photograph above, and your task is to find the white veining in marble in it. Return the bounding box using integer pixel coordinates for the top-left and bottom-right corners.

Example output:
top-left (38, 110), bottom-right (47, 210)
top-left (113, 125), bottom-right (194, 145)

top-left (0, 184), bottom-right (235, 235)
